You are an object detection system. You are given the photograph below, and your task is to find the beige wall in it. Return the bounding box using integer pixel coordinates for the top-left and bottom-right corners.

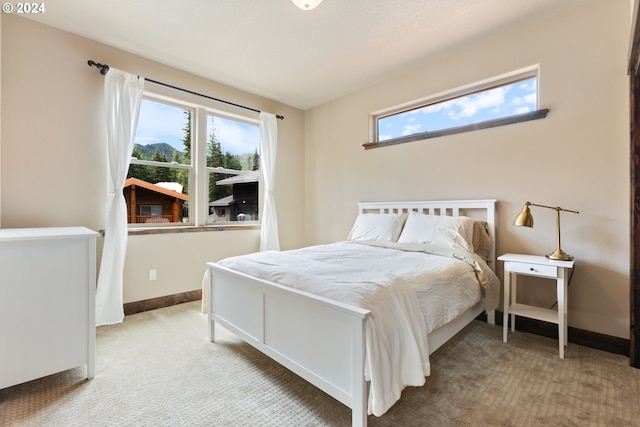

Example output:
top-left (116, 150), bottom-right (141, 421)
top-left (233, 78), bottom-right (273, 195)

top-left (1, 15), bottom-right (306, 303)
top-left (0, 14), bottom-right (2, 227)
top-left (305, 0), bottom-right (631, 338)
top-left (1, 2), bottom-right (633, 339)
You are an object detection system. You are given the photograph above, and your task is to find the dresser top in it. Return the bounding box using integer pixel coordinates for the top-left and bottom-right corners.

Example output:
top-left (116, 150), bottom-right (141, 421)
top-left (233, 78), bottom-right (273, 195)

top-left (0, 226), bottom-right (99, 242)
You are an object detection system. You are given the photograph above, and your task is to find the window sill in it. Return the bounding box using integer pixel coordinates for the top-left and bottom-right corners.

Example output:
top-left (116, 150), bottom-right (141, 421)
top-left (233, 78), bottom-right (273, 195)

top-left (98, 224), bottom-right (260, 237)
top-left (364, 108), bottom-right (549, 150)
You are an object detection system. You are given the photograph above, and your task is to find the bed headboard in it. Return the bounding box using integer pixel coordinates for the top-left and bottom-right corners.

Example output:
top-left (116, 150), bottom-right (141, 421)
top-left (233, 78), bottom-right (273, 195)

top-left (357, 199), bottom-right (497, 272)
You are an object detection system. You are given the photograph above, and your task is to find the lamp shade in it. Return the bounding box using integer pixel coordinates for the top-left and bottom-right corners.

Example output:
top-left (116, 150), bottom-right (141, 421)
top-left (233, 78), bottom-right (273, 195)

top-left (291, 0), bottom-right (323, 10)
top-left (513, 204), bottom-right (534, 227)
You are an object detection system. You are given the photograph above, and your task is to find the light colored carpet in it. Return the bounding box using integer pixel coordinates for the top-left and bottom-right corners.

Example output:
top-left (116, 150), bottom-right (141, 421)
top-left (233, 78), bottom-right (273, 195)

top-left (1, 301), bottom-right (639, 426)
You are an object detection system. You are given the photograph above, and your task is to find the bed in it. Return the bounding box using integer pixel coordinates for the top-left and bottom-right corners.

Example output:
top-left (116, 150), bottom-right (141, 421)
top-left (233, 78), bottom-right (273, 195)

top-left (207, 199), bottom-right (498, 426)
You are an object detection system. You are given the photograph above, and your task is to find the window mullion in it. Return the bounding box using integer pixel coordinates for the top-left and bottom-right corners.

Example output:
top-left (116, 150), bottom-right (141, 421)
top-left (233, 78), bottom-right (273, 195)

top-left (194, 108), bottom-right (208, 226)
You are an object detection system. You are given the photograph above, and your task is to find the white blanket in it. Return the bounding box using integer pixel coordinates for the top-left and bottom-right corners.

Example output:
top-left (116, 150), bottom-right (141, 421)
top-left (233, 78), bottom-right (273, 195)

top-left (216, 241), bottom-right (498, 416)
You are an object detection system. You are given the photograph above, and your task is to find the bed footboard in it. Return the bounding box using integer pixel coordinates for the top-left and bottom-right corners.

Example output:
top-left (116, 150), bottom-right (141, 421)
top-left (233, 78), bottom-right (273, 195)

top-left (208, 262), bottom-right (371, 427)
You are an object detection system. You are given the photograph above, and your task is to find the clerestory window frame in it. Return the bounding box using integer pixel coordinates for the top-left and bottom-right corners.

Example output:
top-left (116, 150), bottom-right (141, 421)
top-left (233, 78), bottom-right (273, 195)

top-left (366, 66), bottom-right (549, 150)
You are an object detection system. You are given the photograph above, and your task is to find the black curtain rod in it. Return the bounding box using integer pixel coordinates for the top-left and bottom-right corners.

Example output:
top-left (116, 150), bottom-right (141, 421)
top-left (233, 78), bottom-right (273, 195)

top-left (87, 60), bottom-right (284, 120)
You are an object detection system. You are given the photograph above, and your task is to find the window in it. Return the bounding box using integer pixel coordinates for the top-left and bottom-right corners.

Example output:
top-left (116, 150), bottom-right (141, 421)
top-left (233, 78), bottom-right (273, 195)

top-left (140, 205), bottom-right (162, 216)
top-left (206, 114), bottom-right (260, 224)
top-left (367, 67), bottom-right (548, 149)
top-left (128, 96), bottom-right (260, 227)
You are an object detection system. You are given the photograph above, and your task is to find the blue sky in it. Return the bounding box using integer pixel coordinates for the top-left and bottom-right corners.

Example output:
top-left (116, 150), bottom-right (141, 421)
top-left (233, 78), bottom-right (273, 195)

top-left (378, 77), bottom-right (537, 141)
top-left (135, 99), bottom-right (259, 155)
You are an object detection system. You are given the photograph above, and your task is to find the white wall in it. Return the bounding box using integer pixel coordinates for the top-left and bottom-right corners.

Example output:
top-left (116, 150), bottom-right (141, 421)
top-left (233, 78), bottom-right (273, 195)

top-left (305, 0), bottom-right (631, 338)
top-left (1, 15), bottom-right (306, 303)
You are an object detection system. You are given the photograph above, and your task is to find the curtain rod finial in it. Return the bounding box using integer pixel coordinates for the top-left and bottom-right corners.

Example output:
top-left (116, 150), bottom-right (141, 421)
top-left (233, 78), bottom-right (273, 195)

top-left (88, 59), bottom-right (109, 75)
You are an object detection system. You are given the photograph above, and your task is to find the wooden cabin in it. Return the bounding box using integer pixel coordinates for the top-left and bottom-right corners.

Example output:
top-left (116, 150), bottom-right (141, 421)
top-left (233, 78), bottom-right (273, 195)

top-left (123, 178), bottom-right (189, 224)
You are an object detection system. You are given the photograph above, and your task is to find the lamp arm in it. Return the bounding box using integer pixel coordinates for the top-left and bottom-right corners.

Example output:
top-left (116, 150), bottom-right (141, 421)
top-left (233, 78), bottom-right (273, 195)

top-left (526, 202), bottom-right (579, 215)
top-left (555, 208), bottom-right (562, 256)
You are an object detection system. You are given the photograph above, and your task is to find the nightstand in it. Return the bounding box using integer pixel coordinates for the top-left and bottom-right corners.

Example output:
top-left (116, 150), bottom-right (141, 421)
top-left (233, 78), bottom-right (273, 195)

top-left (498, 253), bottom-right (574, 359)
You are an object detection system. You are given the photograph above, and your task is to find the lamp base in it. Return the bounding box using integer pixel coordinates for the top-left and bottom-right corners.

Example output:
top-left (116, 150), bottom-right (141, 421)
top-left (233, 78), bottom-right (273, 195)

top-left (546, 249), bottom-right (573, 261)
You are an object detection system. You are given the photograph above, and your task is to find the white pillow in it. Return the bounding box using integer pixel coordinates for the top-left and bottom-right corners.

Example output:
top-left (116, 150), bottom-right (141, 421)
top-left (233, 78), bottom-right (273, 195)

top-left (347, 213), bottom-right (406, 242)
top-left (398, 212), bottom-right (475, 252)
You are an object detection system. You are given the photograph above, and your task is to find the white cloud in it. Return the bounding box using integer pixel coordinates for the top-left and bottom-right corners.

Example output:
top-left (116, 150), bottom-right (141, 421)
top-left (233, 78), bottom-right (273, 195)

top-left (515, 106), bottom-right (531, 114)
top-left (402, 124), bottom-right (422, 136)
top-left (421, 102), bottom-right (447, 114)
top-left (420, 87), bottom-right (507, 121)
top-left (519, 80), bottom-right (536, 91)
top-left (210, 116), bottom-right (259, 155)
top-left (453, 87), bottom-right (506, 118)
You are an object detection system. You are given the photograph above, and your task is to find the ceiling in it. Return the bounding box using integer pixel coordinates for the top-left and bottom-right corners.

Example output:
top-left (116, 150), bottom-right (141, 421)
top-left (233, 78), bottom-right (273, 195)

top-left (23, 0), bottom-right (591, 110)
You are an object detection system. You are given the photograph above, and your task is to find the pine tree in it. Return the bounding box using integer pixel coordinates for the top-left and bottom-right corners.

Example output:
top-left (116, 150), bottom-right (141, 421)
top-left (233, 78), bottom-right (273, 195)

top-left (207, 129), bottom-right (224, 168)
top-left (252, 148), bottom-right (260, 171)
top-left (151, 149), bottom-right (170, 182)
top-left (182, 110), bottom-right (191, 162)
top-left (128, 146), bottom-right (151, 181)
top-left (207, 119), bottom-right (230, 201)
top-left (223, 152), bottom-right (242, 170)
top-left (172, 149), bottom-right (189, 193)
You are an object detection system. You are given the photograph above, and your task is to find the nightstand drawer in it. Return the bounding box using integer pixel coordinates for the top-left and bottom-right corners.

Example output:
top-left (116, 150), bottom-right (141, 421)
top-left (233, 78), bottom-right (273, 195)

top-left (506, 262), bottom-right (557, 278)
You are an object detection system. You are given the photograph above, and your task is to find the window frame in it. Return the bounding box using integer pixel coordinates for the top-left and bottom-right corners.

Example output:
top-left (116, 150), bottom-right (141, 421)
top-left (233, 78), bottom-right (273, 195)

top-left (129, 96), bottom-right (195, 226)
top-left (204, 111), bottom-right (261, 226)
top-left (128, 91), bottom-right (261, 232)
top-left (366, 66), bottom-right (548, 149)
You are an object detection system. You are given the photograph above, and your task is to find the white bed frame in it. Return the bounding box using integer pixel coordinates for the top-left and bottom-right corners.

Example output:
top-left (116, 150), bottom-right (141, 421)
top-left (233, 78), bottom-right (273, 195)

top-left (208, 199), bottom-right (496, 427)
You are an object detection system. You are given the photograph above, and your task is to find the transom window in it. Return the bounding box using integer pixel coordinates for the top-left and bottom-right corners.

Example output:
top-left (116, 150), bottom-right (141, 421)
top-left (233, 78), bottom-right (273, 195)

top-left (367, 67), bottom-right (547, 149)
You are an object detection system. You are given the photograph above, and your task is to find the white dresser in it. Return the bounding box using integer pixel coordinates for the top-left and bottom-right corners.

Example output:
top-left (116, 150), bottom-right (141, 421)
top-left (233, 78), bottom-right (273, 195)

top-left (0, 227), bottom-right (99, 389)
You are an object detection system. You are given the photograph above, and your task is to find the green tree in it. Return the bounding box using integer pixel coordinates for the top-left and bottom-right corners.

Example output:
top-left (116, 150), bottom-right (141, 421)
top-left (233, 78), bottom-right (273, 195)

top-left (182, 110), bottom-right (191, 162)
top-left (207, 134), bottom-right (224, 169)
top-left (128, 146), bottom-right (151, 181)
top-left (252, 148), bottom-right (260, 171)
top-left (223, 152), bottom-right (242, 170)
top-left (150, 149), bottom-right (170, 183)
top-left (207, 120), bottom-right (232, 202)
top-left (172, 148), bottom-right (189, 193)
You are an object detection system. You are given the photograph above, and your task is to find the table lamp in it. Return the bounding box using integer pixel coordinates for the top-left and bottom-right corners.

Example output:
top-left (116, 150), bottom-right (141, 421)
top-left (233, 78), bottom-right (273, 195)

top-left (513, 201), bottom-right (579, 261)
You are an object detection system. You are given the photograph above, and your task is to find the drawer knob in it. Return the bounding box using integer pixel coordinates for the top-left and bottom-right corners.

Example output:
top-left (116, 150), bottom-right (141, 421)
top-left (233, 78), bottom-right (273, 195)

top-left (529, 267), bottom-right (535, 271)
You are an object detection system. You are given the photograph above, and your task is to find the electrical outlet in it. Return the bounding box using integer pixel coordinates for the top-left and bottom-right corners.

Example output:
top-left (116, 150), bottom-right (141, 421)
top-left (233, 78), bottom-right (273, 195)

top-left (149, 269), bottom-right (157, 281)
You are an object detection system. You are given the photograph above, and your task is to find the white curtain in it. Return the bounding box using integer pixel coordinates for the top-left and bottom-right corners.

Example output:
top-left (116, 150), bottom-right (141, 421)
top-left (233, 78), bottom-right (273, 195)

top-left (259, 112), bottom-right (280, 251)
top-left (95, 69), bottom-right (145, 326)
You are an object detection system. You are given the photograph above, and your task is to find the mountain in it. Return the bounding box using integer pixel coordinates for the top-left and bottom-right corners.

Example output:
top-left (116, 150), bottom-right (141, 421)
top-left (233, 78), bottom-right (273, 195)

top-left (133, 143), bottom-right (181, 160)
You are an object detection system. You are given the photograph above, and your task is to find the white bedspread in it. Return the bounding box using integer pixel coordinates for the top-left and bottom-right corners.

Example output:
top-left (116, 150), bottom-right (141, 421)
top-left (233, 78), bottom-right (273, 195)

top-left (217, 241), bottom-right (499, 416)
